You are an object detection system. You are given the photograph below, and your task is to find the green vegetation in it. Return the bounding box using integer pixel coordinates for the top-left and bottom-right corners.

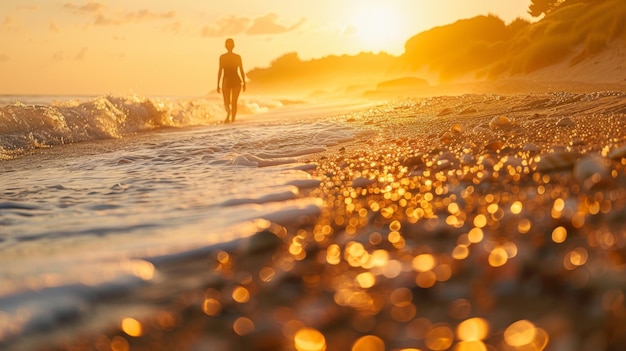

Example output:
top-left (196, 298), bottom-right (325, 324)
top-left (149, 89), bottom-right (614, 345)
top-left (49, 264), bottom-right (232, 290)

top-left (404, 0), bottom-right (626, 80)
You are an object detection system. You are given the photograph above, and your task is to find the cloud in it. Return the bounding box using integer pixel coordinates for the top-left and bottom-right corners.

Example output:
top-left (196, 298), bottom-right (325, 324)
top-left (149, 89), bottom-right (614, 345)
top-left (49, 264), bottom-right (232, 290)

top-left (246, 13), bottom-right (305, 35)
top-left (75, 47), bottom-right (87, 60)
top-left (201, 13), bottom-right (305, 37)
top-left (63, 2), bottom-right (175, 26)
top-left (49, 23), bottom-right (60, 33)
top-left (163, 21), bottom-right (182, 34)
top-left (343, 25), bottom-right (357, 36)
top-left (201, 15), bottom-right (250, 37)
top-left (93, 9), bottom-right (175, 25)
top-left (2, 16), bottom-right (14, 28)
top-left (17, 5), bottom-right (40, 12)
top-left (1, 16), bottom-right (21, 33)
top-left (0, 54), bottom-right (9, 62)
top-left (64, 1), bottom-right (105, 13)
top-left (53, 51), bottom-right (66, 61)
top-left (52, 47), bottom-right (88, 61)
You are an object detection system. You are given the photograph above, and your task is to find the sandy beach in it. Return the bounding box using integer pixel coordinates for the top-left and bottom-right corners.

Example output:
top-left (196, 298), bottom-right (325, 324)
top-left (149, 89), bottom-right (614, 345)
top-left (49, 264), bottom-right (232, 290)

top-left (15, 88), bottom-right (624, 351)
top-left (5, 1), bottom-right (626, 350)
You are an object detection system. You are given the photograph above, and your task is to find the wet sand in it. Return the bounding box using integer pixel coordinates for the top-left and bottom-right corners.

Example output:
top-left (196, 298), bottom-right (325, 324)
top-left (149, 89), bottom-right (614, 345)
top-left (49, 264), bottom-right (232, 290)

top-left (29, 91), bottom-right (626, 351)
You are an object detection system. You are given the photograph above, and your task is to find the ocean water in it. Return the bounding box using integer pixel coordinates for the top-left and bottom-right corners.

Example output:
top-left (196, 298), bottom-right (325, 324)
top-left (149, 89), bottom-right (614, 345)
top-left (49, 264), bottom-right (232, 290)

top-left (0, 94), bottom-right (372, 348)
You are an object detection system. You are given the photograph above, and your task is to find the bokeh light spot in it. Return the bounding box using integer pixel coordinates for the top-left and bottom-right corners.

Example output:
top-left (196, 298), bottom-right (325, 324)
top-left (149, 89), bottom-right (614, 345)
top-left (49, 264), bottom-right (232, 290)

top-left (294, 327), bottom-right (327, 351)
top-left (232, 286), bottom-right (250, 303)
top-left (121, 317), bottom-right (142, 337)
top-left (352, 335), bottom-right (385, 351)
top-left (454, 340), bottom-right (487, 351)
top-left (413, 254), bottom-right (436, 272)
top-left (202, 298), bottom-right (221, 316)
top-left (233, 317), bottom-right (255, 336)
top-left (456, 317), bottom-right (489, 341)
top-left (425, 325), bottom-right (454, 350)
top-left (356, 272), bottom-right (376, 288)
top-left (551, 226), bottom-right (567, 243)
top-left (488, 248), bottom-right (508, 267)
top-left (504, 320), bottom-right (536, 347)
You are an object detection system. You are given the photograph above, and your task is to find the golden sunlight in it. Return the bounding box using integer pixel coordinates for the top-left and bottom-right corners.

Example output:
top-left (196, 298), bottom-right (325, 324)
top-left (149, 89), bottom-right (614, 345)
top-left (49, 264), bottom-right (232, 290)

top-left (349, 2), bottom-right (404, 51)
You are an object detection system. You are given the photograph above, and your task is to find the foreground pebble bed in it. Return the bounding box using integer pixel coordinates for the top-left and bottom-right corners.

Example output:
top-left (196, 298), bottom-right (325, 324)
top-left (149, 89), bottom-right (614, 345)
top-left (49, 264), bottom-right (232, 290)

top-left (40, 92), bottom-right (626, 351)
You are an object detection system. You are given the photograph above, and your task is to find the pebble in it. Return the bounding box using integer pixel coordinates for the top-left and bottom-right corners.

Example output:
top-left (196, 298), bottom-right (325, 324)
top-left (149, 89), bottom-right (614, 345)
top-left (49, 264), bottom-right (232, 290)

top-left (402, 155), bottom-right (425, 168)
top-left (473, 125), bottom-right (490, 133)
top-left (461, 107), bottom-right (477, 114)
top-left (352, 177), bottom-right (375, 188)
top-left (485, 140), bottom-right (503, 152)
top-left (523, 143), bottom-right (540, 153)
top-left (440, 131), bottom-right (454, 143)
top-left (609, 144), bottom-right (626, 160)
top-left (450, 124), bottom-right (463, 134)
top-left (573, 155), bottom-right (610, 188)
top-left (436, 152), bottom-right (458, 170)
top-left (460, 153), bottom-right (475, 165)
top-left (556, 117), bottom-right (575, 127)
top-left (438, 108), bottom-right (453, 116)
top-left (536, 151), bottom-right (580, 172)
top-left (240, 230), bottom-right (285, 256)
top-left (489, 115), bottom-right (514, 129)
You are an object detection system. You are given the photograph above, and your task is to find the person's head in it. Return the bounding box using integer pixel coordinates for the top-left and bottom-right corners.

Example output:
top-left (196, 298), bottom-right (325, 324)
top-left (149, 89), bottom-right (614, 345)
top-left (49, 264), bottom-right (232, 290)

top-left (225, 38), bottom-right (235, 52)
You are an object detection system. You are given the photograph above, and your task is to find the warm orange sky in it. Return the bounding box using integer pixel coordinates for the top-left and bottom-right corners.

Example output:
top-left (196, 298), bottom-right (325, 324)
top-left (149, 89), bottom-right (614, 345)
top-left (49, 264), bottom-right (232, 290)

top-left (0, 1), bottom-right (532, 96)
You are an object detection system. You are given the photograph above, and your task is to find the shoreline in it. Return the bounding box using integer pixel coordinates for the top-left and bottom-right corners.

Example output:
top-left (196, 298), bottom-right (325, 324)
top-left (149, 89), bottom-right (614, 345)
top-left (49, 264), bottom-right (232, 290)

top-left (9, 90), bottom-right (626, 351)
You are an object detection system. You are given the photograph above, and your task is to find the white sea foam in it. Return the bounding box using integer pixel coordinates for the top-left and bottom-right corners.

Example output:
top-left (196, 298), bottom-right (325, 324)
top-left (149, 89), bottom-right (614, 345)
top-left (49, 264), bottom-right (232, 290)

top-left (0, 94), bottom-right (292, 160)
top-left (0, 94), bottom-right (365, 348)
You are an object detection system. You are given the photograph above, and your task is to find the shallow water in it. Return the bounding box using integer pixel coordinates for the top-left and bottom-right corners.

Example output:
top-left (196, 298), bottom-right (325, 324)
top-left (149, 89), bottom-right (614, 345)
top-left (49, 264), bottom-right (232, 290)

top-left (0, 95), bottom-right (372, 347)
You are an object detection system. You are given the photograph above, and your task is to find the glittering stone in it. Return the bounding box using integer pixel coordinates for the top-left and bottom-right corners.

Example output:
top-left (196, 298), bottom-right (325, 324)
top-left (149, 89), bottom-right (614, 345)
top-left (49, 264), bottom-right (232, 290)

top-left (450, 124), bottom-right (463, 134)
top-left (523, 143), bottom-right (540, 153)
top-left (536, 151), bottom-right (580, 172)
top-left (352, 177), bottom-right (375, 188)
top-left (556, 117), bottom-right (575, 127)
top-left (573, 155), bottom-right (610, 188)
top-left (489, 115), bottom-right (514, 129)
top-left (609, 144), bottom-right (626, 160)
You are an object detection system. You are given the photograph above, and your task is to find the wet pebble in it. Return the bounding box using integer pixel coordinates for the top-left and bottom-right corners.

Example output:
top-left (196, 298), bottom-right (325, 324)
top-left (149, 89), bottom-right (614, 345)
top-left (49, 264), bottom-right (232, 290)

top-left (484, 140), bottom-right (503, 152)
top-left (609, 144), bottom-right (626, 160)
top-left (239, 230), bottom-right (285, 256)
top-left (556, 117), bottom-right (575, 127)
top-left (440, 131), bottom-right (454, 143)
top-left (450, 124), bottom-right (463, 134)
top-left (523, 143), bottom-right (540, 153)
top-left (402, 155), bottom-right (425, 168)
top-left (472, 125), bottom-right (490, 133)
top-left (489, 115), bottom-right (514, 129)
top-left (460, 153), bottom-right (475, 165)
top-left (436, 152), bottom-right (458, 170)
top-left (438, 108), bottom-right (453, 116)
top-left (352, 177), bottom-right (375, 188)
top-left (573, 155), bottom-right (610, 188)
top-left (536, 151), bottom-right (580, 172)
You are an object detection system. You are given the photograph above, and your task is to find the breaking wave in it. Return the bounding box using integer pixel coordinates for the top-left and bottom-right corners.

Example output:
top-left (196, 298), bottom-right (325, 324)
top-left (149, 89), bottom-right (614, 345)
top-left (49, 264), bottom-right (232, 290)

top-left (0, 94), bottom-right (288, 160)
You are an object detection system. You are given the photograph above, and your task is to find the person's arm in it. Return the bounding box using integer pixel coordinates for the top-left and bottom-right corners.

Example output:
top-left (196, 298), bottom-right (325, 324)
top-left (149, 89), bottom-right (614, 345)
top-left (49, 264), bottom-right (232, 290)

top-left (239, 57), bottom-right (246, 92)
top-left (217, 57), bottom-right (223, 93)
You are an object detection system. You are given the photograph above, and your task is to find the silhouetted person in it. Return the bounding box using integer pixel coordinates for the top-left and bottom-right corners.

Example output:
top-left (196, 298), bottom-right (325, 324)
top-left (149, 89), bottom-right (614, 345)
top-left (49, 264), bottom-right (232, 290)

top-left (217, 38), bottom-right (246, 123)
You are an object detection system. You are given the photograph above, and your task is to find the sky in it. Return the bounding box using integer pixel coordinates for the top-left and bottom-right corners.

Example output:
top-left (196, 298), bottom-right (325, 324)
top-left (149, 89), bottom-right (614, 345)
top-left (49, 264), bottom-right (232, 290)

top-left (0, 0), bottom-right (532, 96)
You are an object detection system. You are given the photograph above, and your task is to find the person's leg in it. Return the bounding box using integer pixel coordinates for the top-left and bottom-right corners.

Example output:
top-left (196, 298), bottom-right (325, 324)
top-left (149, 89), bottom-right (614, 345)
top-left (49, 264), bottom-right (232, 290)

top-left (230, 84), bottom-right (242, 122)
top-left (222, 85), bottom-right (231, 123)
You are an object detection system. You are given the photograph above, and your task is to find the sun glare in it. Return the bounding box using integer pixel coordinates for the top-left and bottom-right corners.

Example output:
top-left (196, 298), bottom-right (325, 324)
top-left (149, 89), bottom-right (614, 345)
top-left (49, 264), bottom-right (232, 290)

top-left (350, 3), bottom-right (405, 52)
